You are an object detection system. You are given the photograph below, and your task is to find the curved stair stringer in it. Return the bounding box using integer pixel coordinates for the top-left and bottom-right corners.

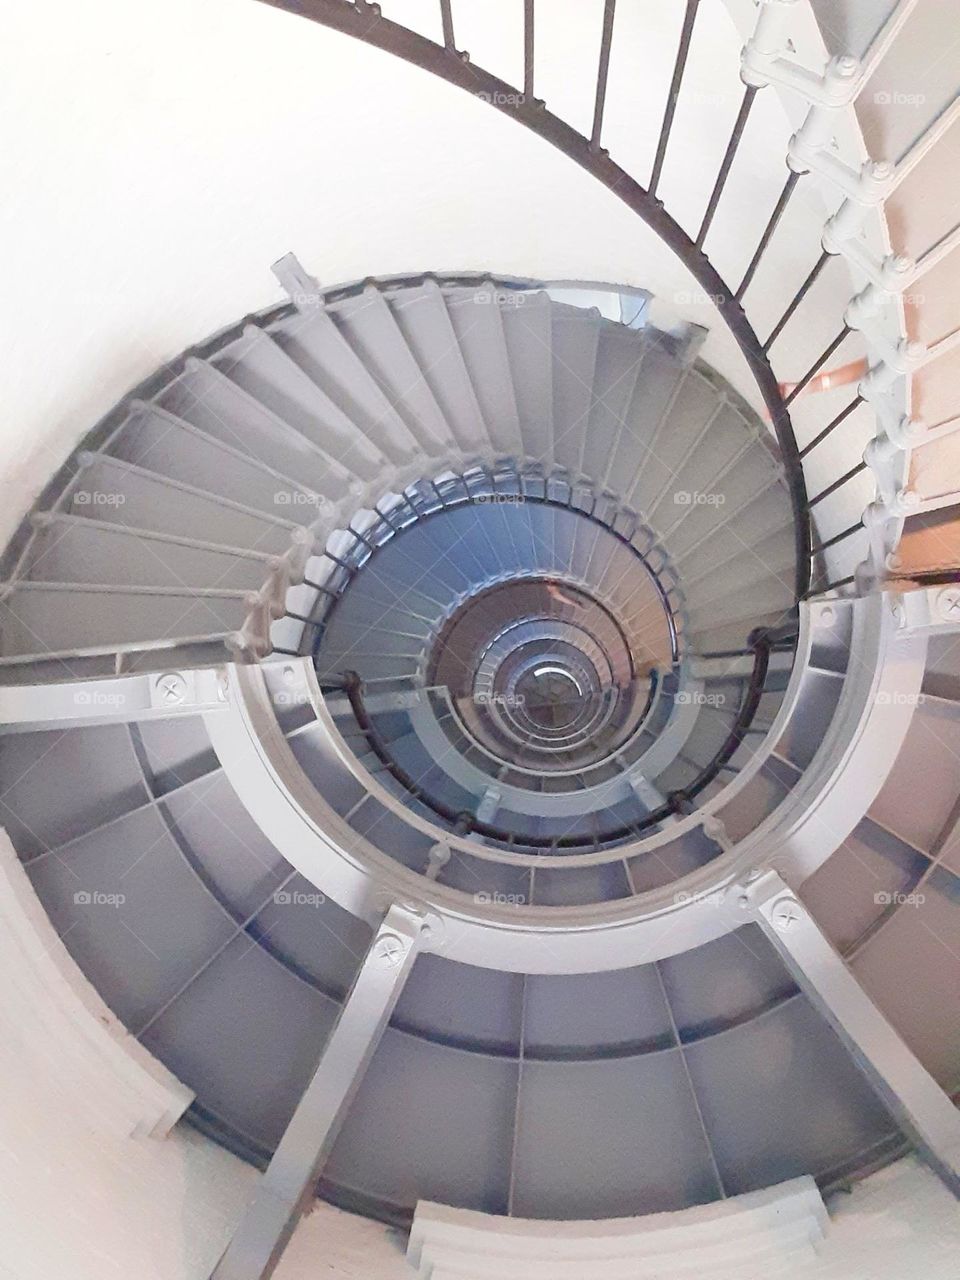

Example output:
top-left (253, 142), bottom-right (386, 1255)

top-left (200, 592), bottom-right (921, 974)
top-left (406, 1178), bottom-right (829, 1280)
top-left (272, 461), bottom-right (694, 668)
top-left (729, 593), bottom-right (927, 889)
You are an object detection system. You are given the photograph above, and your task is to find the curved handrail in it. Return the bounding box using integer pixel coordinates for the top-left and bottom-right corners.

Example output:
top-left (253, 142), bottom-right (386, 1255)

top-left (336, 624), bottom-right (788, 852)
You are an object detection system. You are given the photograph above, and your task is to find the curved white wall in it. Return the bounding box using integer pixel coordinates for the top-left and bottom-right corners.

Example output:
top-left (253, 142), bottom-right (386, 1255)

top-left (1, 0), bottom-right (860, 551)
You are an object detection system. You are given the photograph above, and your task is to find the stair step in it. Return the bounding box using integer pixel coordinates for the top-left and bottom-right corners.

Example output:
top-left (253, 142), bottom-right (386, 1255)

top-left (445, 286), bottom-right (522, 454)
top-left (23, 516), bottom-right (272, 592)
top-left (66, 454), bottom-right (297, 553)
top-left (212, 326), bottom-right (385, 480)
top-left (551, 308), bottom-right (602, 478)
top-left (0, 581), bottom-right (249, 658)
top-left (390, 283), bottom-right (489, 453)
top-left (501, 291), bottom-right (555, 463)
top-left (269, 309), bottom-right (420, 462)
top-left (157, 359), bottom-right (353, 500)
top-left (331, 287), bottom-right (451, 454)
top-left (109, 401), bottom-right (324, 525)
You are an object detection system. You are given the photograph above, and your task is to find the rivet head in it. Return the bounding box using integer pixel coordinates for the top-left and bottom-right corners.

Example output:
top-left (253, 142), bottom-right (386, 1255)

top-left (374, 933), bottom-right (406, 967)
top-left (771, 898), bottom-right (804, 933)
top-left (156, 673), bottom-right (187, 705)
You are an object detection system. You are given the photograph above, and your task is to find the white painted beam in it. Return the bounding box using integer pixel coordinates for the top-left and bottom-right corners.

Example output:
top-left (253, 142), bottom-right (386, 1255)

top-left (0, 667), bottom-right (228, 733)
top-left (745, 872), bottom-right (960, 1196)
top-left (210, 903), bottom-right (428, 1280)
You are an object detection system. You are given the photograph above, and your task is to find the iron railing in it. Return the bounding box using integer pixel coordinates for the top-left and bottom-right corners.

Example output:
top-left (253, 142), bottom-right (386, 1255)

top-left (260, 0), bottom-right (954, 599)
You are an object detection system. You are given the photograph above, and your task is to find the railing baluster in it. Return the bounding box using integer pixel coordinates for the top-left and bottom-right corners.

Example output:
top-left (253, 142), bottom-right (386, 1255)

top-left (649, 0), bottom-right (700, 197)
top-left (696, 85), bottom-right (758, 249)
top-left (800, 394), bottom-right (864, 459)
top-left (811, 520), bottom-right (864, 554)
top-left (735, 169), bottom-right (800, 301)
top-left (524, 0), bottom-right (535, 100)
top-left (807, 460), bottom-right (867, 510)
top-left (784, 325), bottom-right (851, 406)
top-left (763, 249), bottom-right (830, 353)
top-left (591, 0), bottom-right (617, 149)
top-left (439, 0), bottom-right (455, 51)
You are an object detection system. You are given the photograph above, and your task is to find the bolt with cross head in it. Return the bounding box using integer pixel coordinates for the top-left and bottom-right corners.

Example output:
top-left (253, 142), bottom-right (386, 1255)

top-left (770, 897), bottom-right (804, 933)
top-left (937, 587), bottom-right (960, 622)
top-left (156, 673), bottom-right (188, 705)
top-left (374, 933), bottom-right (408, 967)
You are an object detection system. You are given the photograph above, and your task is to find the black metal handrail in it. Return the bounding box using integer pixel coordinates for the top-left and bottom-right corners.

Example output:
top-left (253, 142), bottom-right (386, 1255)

top-left (329, 624), bottom-right (791, 854)
top-left (258, 0), bottom-right (815, 599)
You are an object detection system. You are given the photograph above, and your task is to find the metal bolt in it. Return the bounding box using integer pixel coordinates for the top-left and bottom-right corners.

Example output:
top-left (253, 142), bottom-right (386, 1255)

top-left (937, 587), bottom-right (960, 621)
top-left (868, 160), bottom-right (894, 181)
top-left (771, 898), bottom-right (803, 933)
top-left (156, 673), bottom-right (188, 705)
top-left (374, 933), bottom-right (406, 967)
top-left (818, 605), bottom-right (835, 628)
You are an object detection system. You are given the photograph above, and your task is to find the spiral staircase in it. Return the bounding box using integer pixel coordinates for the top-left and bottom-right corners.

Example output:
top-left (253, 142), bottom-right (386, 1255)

top-left (1, 2), bottom-right (959, 1279)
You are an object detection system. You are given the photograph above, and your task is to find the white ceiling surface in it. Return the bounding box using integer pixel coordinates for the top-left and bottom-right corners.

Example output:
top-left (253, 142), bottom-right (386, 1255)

top-left (0, 0), bottom-right (860, 552)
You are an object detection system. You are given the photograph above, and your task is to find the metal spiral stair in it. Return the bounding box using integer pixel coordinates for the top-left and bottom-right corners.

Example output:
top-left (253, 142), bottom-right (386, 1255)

top-left (0, 264), bottom-right (956, 1241)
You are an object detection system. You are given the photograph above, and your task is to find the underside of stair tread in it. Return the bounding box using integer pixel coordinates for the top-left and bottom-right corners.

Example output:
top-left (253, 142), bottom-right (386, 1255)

top-left (211, 325), bottom-right (387, 479)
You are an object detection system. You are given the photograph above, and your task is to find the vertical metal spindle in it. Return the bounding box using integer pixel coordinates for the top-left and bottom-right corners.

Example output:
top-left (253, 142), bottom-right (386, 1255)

top-left (800, 394), bottom-right (864, 459)
top-left (763, 249), bottom-right (830, 353)
top-left (523, 0), bottom-right (535, 101)
top-left (784, 325), bottom-right (851, 406)
top-left (439, 0), bottom-right (455, 51)
top-left (735, 169), bottom-right (801, 301)
top-left (649, 0), bottom-right (700, 198)
top-left (696, 85), bottom-right (758, 250)
top-left (591, 0), bottom-right (617, 149)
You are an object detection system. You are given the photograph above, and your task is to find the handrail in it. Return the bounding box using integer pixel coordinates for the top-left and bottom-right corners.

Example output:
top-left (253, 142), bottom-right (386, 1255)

top-left (258, 0), bottom-right (960, 601)
top-left (332, 624), bottom-right (791, 854)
